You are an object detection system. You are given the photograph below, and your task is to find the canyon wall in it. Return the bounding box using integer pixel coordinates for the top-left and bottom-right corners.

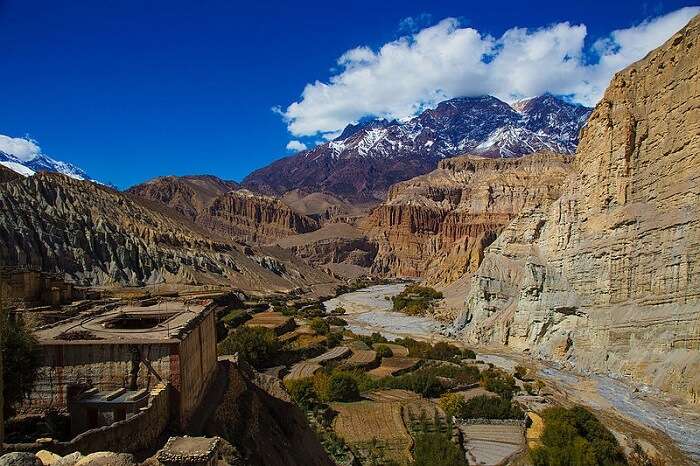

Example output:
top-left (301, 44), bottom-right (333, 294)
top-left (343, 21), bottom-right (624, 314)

top-left (130, 177), bottom-right (319, 244)
top-left (363, 153), bottom-right (572, 286)
top-left (456, 15), bottom-right (700, 402)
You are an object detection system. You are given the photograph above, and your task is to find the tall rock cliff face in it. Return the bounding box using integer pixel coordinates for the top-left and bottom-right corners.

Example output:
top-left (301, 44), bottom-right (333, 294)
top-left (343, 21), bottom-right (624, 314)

top-left (0, 173), bottom-right (334, 291)
top-left (129, 176), bottom-right (319, 244)
top-left (456, 15), bottom-right (700, 402)
top-left (363, 153), bottom-right (573, 286)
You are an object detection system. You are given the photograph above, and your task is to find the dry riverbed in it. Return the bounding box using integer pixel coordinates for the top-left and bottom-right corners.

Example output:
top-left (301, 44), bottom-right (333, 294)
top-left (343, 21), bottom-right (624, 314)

top-left (324, 284), bottom-right (700, 465)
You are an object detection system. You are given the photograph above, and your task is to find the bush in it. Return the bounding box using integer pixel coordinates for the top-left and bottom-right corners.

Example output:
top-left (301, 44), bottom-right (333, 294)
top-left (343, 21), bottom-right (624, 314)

top-left (218, 326), bottom-right (280, 368)
top-left (481, 368), bottom-right (518, 399)
top-left (1, 314), bottom-right (40, 415)
top-left (456, 395), bottom-right (523, 420)
top-left (325, 316), bottom-right (347, 326)
top-left (531, 407), bottom-right (626, 466)
top-left (375, 344), bottom-right (393, 358)
top-left (310, 317), bottom-right (331, 335)
top-left (462, 348), bottom-right (476, 359)
top-left (438, 393), bottom-right (465, 418)
top-left (357, 332), bottom-right (388, 347)
top-left (413, 432), bottom-right (467, 466)
top-left (285, 377), bottom-right (316, 410)
top-left (514, 365), bottom-right (528, 380)
top-left (326, 331), bottom-right (343, 348)
top-left (391, 284), bottom-right (443, 316)
top-left (330, 306), bottom-right (346, 315)
top-left (221, 309), bottom-right (251, 328)
top-left (327, 372), bottom-right (360, 402)
top-left (393, 337), bottom-right (462, 362)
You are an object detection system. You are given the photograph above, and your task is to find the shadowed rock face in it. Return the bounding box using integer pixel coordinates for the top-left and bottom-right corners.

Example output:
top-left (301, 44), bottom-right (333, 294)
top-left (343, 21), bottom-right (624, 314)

top-left (456, 14), bottom-right (700, 402)
top-left (362, 152), bottom-right (573, 287)
top-left (0, 173), bottom-right (333, 291)
top-left (129, 176), bottom-right (319, 244)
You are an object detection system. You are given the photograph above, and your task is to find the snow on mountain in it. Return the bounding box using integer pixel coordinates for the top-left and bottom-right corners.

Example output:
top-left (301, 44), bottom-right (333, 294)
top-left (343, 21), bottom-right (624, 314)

top-left (0, 135), bottom-right (91, 181)
top-left (244, 94), bottom-right (592, 202)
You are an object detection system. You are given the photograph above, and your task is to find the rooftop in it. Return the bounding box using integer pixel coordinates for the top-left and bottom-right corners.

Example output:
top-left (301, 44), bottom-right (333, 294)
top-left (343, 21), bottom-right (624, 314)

top-left (157, 436), bottom-right (220, 464)
top-left (35, 301), bottom-right (208, 344)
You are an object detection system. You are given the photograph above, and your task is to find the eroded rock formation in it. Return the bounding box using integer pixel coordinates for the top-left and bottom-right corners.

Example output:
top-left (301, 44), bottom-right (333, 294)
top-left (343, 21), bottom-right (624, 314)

top-left (456, 15), bottom-right (700, 402)
top-left (0, 173), bottom-right (334, 291)
top-left (363, 153), bottom-right (573, 287)
top-left (129, 176), bottom-right (319, 244)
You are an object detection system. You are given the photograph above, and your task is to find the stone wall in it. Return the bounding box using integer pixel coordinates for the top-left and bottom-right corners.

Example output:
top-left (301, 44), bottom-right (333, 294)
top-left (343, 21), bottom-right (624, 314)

top-left (6, 383), bottom-right (170, 455)
top-left (0, 267), bottom-right (73, 308)
top-left (22, 341), bottom-right (173, 414)
top-left (176, 308), bottom-right (218, 426)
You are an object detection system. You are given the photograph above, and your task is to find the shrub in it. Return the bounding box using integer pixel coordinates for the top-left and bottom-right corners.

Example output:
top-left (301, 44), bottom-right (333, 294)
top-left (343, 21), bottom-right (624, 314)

top-left (514, 365), bottom-right (528, 380)
top-left (218, 326), bottom-right (280, 368)
top-left (462, 348), bottom-right (477, 359)
top-left (1, 314), bottom-right (40, 415)
top-left (392, 337), bottom-right (462, 362)
top-left (413, 432), bottom-right (467, 466)
top-left (456, 395), bottom-right (524, 420)
top-left (358, 332), bottom-right (388, 347)
top-left (330, 306), bottom-right (346, 315)
top-left (313, 372), bottom-right (331, 402)
top-left (391, 284), bottom-right (444, 316)
top-left (310, 317), bottom-right (331, 335)
top-left (375, 344), bottom-right (393, 358)
top-left (326, 331), bottom-right (343, 348)
top-left (221, 309), bottom-right (251, 328)
top-left (325, 316), bottom-right (347, 326)
top-left (431, 342), bottom-right (462, 361)
top-left (327, 372), bottom-right (360, 402)
top-left (285, 377), bottom-right (316, 410)
top-left (531, 406), bottom-right (626, 466)
top-left (481, 368), bottom-right (518, 399)
top-left (438, 393), bottom-right (466, 418)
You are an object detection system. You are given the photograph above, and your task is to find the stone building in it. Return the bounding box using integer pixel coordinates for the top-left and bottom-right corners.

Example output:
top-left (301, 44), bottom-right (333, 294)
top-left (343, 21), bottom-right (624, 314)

top-left (23, 300), bottom-right (218, 430)
top-left (0, 266), bottom-right (75, 308)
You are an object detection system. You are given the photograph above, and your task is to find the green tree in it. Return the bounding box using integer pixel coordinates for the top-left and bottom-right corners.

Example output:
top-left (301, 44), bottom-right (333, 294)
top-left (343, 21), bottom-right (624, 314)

top-left (1, 314), bottom-right (40, 415)
top-left (412, 432), bottom-right (467, 466)
top-left (218, 326), bottom-right (280, 368)
top-left (375, 344), bottom-right (393, 358)
top-left (310, 317), bottom-right (330, 335)
top-left (327, 372), bottom-right (359, 402)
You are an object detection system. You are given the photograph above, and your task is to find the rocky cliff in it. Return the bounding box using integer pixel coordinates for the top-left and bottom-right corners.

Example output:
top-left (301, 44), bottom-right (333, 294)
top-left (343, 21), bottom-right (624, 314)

top-left (0, 173), bottom-right (334, 291)
top-left (363, 153), bottom-right (573, 287)
top-left (455, 15), bottom-right (700, 402)
top-left (129, 176), bottom-right (319, 244)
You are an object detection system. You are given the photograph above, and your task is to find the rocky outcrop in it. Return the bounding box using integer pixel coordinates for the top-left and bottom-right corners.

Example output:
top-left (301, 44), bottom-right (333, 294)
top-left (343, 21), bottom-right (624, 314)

top-left (129, 177), bottom-right (319, 244)
top-left (363, 153), bottom-right (573, 287)
top-left (456, 15), bottom-right (700, 402)
top-left (0, 173), bottom-right (334, 291)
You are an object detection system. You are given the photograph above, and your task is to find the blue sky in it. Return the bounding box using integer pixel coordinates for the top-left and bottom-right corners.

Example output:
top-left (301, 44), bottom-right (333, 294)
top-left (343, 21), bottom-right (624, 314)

top-left (1, 1), bottom-right (698, 188)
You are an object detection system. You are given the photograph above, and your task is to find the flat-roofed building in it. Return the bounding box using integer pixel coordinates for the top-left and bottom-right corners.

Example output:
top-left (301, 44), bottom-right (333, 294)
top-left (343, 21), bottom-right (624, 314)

top-left (24, 300), bottom-right (217, 429)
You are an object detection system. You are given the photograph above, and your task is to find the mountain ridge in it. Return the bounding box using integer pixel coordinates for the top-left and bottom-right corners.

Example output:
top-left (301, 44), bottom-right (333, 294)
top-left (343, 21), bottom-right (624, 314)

top-left (243, 94), bottom-right (591, 203)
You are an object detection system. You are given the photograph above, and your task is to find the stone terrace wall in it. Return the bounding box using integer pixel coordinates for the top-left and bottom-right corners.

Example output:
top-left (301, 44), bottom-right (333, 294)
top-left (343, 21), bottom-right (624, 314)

top-left (6, 383), bottom-right (170, 455)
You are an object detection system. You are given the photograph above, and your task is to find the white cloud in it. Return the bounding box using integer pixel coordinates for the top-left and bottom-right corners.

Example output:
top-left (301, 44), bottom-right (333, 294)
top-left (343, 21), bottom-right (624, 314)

top-left (0, 134), bottom-right (42, 162)
top-left (285, 140), bottom-right (308, 151)
top-left (279, 7), bottom-right (700, 138)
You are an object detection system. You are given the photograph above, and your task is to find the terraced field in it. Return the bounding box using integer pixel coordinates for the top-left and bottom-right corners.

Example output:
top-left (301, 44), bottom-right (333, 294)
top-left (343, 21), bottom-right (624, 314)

top-left (459, 423), bottom-right (525, 466)
top-left (363, 389), bottom-right (420, 403)
top-left (284, 361), bottom-right (322, 381)
top-left (372, 342), bottom-right (410, 357)
top-left (367, 357), bottom-right (420, 378)
top-left (308, 345), bottom-right (351, 364)
top-left (331, 401), bottom-right (414, 464)
top-left (402, 398), bottom-right (449, 434)
top-left (343, 349), bottom-right (378, 368)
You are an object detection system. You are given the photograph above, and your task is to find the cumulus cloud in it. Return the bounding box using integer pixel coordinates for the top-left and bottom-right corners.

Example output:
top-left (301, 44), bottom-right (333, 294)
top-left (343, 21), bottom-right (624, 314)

top-left (279, 7), bottom-right (699, 138)
top-left (0, 134), bottom-right (42, 162)
top-left (285, 140), bottom-right (308, 151)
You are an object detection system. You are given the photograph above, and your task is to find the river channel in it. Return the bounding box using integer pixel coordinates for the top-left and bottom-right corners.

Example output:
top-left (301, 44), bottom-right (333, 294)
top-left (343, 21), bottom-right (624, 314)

top-left (323, 284), bottom-right (700, 463)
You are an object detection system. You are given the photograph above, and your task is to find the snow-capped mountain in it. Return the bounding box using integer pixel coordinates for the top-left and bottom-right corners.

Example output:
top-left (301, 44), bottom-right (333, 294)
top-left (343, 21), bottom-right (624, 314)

top-left (243, 94), bottom-right (591, 203)
top-left (0, 150), bottom-right (90, 180)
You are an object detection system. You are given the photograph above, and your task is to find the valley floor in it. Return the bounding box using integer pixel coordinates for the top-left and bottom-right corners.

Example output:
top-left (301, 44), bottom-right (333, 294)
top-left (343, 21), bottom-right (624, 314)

top-left (323, 284), bottom-right (700, 465)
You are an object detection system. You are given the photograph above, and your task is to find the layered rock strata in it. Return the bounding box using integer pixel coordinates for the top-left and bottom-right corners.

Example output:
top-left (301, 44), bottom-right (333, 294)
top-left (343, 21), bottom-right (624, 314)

top-left (363, 153), bottom-right (573, 287)
top-left (456, 15), bottom-right (700, 402)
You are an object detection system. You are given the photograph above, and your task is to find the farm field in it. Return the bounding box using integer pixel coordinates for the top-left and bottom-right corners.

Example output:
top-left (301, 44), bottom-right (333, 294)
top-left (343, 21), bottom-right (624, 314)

top-left (372, 342), bottom-right (410, 357)
top-left (367, 357), bottom-right (420, 378)
top-left (331, 400), bottom-right (414, 464)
